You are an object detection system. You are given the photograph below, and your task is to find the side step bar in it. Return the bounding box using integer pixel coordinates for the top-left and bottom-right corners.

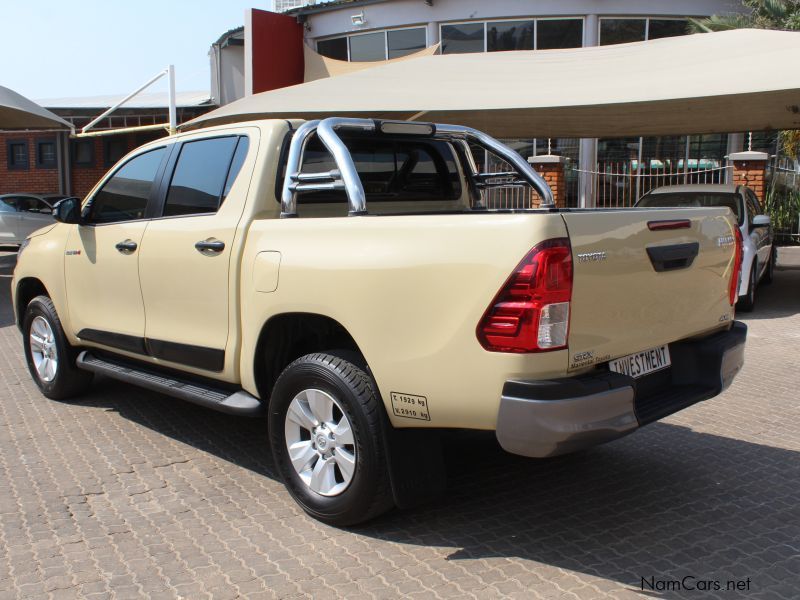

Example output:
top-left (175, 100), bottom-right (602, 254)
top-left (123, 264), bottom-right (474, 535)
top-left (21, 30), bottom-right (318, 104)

top-left (76, 351), bottom-right (264, 417)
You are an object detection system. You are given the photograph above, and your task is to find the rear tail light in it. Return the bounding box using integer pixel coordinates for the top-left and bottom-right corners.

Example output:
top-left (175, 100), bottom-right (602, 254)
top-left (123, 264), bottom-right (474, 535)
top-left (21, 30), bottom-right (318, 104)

top-left (729, 226), bottom-right (743, 306)
top-left (477, 238), bottom-right (573, 353)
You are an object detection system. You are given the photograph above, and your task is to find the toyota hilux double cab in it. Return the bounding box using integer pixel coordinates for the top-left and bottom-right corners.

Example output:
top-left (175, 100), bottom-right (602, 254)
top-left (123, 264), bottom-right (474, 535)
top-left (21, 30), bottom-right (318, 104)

top-left (12, 118), bottom-right (746, 525)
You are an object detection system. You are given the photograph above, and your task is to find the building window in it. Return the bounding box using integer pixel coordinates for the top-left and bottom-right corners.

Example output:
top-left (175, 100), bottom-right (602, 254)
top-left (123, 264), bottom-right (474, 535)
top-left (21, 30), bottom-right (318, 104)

top-left (317, 37), bottom-right (348, 60)
top-left (441, 22), bottom-right (485, 54)
top-left (487, 20), bottom-right (534, 52)
top-left (537, 19), bottom-right (583, 49)
top-left (36, 139), bottom-right (57, 169)
top-left (7, 140), bottom-right (29, 170)
top-left (72, 139), bottom-right (95, 167)
top-left (600, 18), bottom-right (646, 45)
top-left (600, 18), bottom-right (689, 45)
top-left (349, 31), bottom-right (386, 61)
top-left (317, 27), bottom-right (427, 62)
top-left (104, 137), bottom-right (128, 167)
top-left (443, 18), bottom-right (584, 54)
top-left (648, 19), bottom-right (690, 40)
top-left (387, 28), bottom-right (426, 59)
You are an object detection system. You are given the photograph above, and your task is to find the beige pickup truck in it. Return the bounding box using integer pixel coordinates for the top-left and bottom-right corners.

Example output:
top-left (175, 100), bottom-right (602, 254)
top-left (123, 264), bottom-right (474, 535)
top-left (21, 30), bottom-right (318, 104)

top-left (12, 117), bottom-right (746, 525)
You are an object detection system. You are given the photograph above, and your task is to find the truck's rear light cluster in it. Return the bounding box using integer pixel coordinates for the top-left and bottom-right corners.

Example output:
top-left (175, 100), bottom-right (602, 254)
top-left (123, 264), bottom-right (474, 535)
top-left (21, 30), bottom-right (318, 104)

top-left (729, 226), bottom-right (743, 306)
top-left (477, 238), bottom-right (573, 353)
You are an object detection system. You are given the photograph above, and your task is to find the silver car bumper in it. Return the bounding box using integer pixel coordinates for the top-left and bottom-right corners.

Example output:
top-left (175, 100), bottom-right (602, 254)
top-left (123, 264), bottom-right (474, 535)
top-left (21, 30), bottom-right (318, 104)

top-left (496, 322), bottom-right (747, 458)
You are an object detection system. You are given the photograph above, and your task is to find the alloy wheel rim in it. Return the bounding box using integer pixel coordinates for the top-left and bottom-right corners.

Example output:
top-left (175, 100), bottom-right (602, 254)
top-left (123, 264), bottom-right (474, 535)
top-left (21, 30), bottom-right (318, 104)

top-left (29, 316), bottom-right (58, 383)
top-left (284, 388), bottom-right (356, 497)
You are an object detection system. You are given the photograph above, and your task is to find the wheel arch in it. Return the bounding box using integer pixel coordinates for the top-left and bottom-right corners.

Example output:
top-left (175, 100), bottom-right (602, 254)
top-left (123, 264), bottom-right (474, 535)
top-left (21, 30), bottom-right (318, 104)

top-left (15, 277), bottom-right (50, 331)
top-left (253, 312), bottom-right (366, 406)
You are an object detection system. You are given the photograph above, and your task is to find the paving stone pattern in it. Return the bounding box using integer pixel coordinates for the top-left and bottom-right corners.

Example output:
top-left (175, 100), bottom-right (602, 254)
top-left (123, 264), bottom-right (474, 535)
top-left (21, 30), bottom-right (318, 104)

top-left (0, 248), bottom-right (798, 599)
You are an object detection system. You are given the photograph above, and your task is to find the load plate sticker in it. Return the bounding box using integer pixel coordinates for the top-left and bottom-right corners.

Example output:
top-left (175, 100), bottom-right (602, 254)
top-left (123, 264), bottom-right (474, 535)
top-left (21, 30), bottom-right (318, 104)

top-left (390, 392), bottom-right (430, 421)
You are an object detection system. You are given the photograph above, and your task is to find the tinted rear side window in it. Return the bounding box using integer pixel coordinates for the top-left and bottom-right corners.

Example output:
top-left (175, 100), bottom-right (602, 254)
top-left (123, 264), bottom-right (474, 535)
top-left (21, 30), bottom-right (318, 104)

top-left (89, 147), bottom-right (166, 223)
top-left (637, 192), bottom-right (742, 225)
top-left (163, 137), bottom-right (241, 217)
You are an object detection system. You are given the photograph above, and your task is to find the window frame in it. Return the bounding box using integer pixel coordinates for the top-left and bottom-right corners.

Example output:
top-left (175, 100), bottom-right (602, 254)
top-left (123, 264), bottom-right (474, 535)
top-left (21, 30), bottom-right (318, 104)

top-left (103, 137), bottom-right (129, 167)
top-left (83, 144), bottom-right (172, 226)
top-left (316, 25), bottom-right (428, 62)
top-left (35, 138), bottom-right (57, 169)
top-left (72, 139), bottom-right (95, 168)
top-left (152, 134), bottom-right (250, 220)
top-left (598, 16), bottom-right (689, 45)
top-left (6, 139), bottom-right (29, 170)
top-left (440, 16), bottom-right (586, 54)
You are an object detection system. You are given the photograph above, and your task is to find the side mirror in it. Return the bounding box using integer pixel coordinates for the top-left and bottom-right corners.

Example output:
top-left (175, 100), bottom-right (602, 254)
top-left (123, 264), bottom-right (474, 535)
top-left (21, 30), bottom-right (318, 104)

top-left (52, 197), bottom-right (82, 224)
top-left (752, 214), bottom-right (771, 228)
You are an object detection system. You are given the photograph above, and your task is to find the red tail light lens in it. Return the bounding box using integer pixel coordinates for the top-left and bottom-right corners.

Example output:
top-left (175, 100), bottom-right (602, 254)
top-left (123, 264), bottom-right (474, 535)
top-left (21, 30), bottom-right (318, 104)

top-left (730, 226), bottom-right (743, 306)
top-left (477, 238), bottom-right (573, 353)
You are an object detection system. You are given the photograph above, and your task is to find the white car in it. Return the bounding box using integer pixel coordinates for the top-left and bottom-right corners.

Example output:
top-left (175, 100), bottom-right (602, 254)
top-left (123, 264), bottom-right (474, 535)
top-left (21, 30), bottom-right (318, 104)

top-left (0, 194), bottom-right (72, 246)
top-left (636, 184), bottom-right (774, 311)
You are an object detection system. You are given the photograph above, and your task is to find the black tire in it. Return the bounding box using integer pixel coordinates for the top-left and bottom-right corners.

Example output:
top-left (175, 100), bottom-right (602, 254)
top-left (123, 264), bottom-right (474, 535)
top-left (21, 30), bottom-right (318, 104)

top-left (23, 295), bottom-right (93, 400)
top-left (737, 262), bottom-right (757, 312)
top-left (269, 353), bottom-right (394, 526)
top-left (762, 248), bottom-right (775, 285)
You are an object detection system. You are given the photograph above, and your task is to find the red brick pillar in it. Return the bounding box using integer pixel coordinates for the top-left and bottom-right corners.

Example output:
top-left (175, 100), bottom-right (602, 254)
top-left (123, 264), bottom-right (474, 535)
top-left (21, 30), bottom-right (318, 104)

top-left (529, 155), bottom-right (567, 208)
top-left (730, 151), bottom-right (768, 205)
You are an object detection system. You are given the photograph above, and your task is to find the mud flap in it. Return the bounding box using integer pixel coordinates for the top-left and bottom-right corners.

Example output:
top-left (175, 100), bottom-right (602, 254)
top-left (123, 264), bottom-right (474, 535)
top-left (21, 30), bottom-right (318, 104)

top-left (382, 426), bottom-right (447, 509)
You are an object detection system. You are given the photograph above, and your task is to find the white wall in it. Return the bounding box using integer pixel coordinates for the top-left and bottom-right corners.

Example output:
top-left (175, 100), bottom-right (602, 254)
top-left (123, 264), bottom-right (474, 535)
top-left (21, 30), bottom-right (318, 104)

top-left (304, 0), bottom-right (742, 42)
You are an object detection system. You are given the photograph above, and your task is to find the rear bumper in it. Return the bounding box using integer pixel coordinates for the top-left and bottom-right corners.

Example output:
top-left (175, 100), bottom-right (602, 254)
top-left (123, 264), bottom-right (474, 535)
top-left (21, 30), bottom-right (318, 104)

top-left (496, 322), bottom-right (747, 458)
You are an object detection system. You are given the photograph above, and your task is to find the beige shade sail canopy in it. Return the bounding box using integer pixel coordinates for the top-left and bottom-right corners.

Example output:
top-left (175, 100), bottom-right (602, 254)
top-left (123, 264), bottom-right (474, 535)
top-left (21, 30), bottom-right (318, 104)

top-left (0, 85), bottom-right (72, 129)
top-left (304, 43), bottom-right (440, 82)
top-left (184, 29), bottom-right (800, 138)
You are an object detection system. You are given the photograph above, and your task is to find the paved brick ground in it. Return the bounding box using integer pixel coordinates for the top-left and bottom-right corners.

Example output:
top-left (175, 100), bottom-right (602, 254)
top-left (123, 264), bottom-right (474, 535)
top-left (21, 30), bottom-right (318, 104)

top-left (0, 245), bottom-right (798, 599)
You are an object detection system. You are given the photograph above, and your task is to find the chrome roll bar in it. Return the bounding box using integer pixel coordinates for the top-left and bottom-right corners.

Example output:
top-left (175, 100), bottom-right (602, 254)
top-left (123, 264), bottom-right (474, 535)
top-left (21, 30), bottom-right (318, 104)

top-left (280, 117), bottom-right (554, 217)
top-left (435, 124), bottom-right (554, 206)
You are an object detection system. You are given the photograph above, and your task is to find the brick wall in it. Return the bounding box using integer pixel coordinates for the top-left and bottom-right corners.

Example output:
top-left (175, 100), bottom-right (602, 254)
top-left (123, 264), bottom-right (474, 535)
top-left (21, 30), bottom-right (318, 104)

top-left (530, 156), bottom-right (567, 208)
top-left (0, 133), bottom-right (60, 194)
top-left (0, 130), bottom-right (169, 199)
top-left (730, 151), bottom-right (768, 205)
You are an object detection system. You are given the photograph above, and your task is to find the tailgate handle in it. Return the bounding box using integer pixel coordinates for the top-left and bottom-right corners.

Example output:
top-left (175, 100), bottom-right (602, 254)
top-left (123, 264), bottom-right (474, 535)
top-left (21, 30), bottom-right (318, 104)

top-left (646, 242), bottom-right (699, 272)
top-left (648, 219), bottom-right (691, 231)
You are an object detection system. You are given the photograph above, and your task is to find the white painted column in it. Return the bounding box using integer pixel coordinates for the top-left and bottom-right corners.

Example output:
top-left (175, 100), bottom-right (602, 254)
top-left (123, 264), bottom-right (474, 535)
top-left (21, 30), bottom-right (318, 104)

top-left (579, 14), bottom-right (599, 208)
top-left (427, 21), bottom-right (439, 47)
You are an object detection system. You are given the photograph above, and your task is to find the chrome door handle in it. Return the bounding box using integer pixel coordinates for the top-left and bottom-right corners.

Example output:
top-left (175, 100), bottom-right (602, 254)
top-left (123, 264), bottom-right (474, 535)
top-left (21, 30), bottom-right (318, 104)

top-left (195, 239), bottom-right (225, 254)
top-left (115, 239), bottom-right (138, 253)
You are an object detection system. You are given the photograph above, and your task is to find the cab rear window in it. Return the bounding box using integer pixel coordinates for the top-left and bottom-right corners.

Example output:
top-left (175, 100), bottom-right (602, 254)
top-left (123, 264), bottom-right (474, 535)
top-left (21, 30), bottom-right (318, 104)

top-left (291, 134), bottom-right (462, 207)
top-left (637, 192), bottom-right (743, 225)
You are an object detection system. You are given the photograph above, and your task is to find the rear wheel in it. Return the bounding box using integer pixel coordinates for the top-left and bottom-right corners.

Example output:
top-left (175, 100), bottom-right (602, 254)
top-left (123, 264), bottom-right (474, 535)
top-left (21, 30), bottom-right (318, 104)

top-left (269, 353), bottom-right (393, 526)
top-left (23, 296), bottom-right (93, 399)
top-left (737, 262), bottom-right (757, 312)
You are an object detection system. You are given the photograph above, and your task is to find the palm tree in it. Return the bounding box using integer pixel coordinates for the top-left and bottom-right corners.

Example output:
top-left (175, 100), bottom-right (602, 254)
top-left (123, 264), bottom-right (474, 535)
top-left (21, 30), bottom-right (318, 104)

top-left (690, 0), bottom-right (800, 32)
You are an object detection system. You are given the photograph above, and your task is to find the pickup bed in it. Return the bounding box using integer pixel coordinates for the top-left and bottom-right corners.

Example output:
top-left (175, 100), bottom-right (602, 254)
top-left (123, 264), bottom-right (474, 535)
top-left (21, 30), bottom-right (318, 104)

top-left (12, 117), bottom-right (746, 525)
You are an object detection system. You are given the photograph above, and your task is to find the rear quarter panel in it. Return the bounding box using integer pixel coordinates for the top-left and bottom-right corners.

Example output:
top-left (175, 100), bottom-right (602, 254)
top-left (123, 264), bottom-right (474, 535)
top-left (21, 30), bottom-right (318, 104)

top-left (240, 212), bottom-right (570, 430)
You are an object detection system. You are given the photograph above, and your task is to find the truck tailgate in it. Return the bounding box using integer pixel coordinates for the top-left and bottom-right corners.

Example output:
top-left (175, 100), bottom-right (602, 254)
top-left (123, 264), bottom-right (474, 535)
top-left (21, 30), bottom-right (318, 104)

top-left (562, 208), bottom-right (738, 371)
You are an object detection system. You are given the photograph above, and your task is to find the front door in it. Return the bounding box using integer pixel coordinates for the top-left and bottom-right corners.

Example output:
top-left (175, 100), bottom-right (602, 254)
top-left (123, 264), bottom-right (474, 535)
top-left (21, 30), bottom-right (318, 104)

top-left (64, 146), bottom-right (169, 354)
top-left (138, 134), bottom-right (251, 373)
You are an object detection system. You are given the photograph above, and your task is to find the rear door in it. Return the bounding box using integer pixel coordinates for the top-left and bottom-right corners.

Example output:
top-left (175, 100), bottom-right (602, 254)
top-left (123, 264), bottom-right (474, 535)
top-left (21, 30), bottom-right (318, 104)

top-left (744, 189), bottom-right (771, 274)
top-left (561, 208), bottom-right (737, 371)
top-left (137, 133), bottom-right (253, 374)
